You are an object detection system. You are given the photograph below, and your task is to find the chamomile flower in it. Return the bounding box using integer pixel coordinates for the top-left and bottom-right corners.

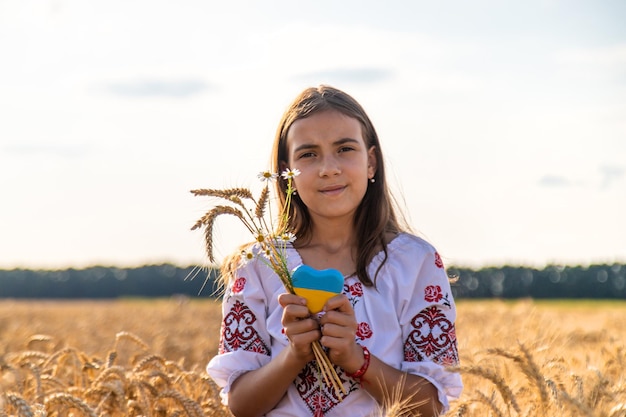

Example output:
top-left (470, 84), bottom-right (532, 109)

top-left (258, 171), bottom-right (278, 182)
top-left (281, 168), bottom-right (301, 180)
top-left (261, 247), bottom-right (273, 260)
top-left (278, 232), bottom-right (296, 244)
top-left (240, 249), bottom-right (255, 263)
top-left (254, 232), bottom-right (267, 244)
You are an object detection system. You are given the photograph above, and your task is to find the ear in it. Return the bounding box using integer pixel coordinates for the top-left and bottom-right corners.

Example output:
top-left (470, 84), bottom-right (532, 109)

top-left (367, 146), bottom-right (377, 180)
top-left (279, 160), bottom-right (289, 173)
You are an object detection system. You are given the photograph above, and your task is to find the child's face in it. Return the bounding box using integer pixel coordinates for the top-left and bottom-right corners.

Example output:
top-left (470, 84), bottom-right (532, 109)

top-left (285, 109), bottom-right (377, 224)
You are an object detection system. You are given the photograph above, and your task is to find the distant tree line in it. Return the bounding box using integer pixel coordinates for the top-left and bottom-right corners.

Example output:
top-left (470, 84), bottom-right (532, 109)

top-left (448, 263), bottom-right (626, 299)
top-left (0, 263), bottom-right (624, 299)
top-left (0, 264), bottom-right (220, 299)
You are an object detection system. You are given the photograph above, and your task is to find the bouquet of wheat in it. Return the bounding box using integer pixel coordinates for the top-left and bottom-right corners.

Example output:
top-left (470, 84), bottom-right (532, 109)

top-left (190, 168), bottom-right (346, 398)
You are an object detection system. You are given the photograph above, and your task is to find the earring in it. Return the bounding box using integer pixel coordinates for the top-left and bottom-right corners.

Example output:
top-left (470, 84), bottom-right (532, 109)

top-left (293, 189), bottom-right (297, 195)
top-left (369, 178), bottom-right (375, 183)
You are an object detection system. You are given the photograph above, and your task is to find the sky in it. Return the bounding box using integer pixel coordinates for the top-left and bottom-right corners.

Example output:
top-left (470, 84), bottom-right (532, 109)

top-left (1, 0), bottom-right (625, 270)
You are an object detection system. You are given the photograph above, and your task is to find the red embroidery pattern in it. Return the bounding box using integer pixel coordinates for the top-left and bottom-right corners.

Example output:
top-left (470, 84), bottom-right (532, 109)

top-left (348, 282), bottom-right (363, 297)
top-left (232, 277), bottom-right (246, 293)
top-left (344, 281), bottom-right (363, 308)
top-left (434, 252), bottom-right (444, 268)
top-left (219, 300), bottom-right (270, 355)
top-left (424, 285), bottom-right (443, 303)
top-left (356, 322), bottom-right (373, 340)
top-left (404, 306), bottom-right (459, 366)
top-left (295, 361), bottom-right (357, 415)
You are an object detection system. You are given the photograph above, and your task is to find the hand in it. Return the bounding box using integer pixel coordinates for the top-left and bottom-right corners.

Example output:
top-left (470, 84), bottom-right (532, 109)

top-left (319, 294), bottom-right (364, 372)
top-left (278, 293), bottom-right (321, 363)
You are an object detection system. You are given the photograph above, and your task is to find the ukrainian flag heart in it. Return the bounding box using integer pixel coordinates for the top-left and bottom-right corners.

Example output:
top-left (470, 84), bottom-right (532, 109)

top-left (291, 265), bottom-right (344, 314)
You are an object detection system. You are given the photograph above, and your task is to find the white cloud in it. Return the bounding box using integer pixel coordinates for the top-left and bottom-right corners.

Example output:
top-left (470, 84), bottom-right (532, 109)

top-left (103, 78), bottom-right (214, 98)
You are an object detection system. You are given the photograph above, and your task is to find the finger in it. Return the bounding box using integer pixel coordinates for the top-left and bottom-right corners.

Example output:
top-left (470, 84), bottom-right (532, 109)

top-left (319, 333), bottom-right (354, 351)
top-left (319, 309), bottom-right (357, 328)
top-left (321, 322), bottom-right (356, 339)
top-left (282, 304), bottom-right (313, 323)
top-left (278, 293), bottom-right (307, 308)
top-left (323, 294), bottom-right (352, 313)
top-left (287, 328), bottom-right (322, 346)
top-left (284, 317), bottom-right (320, 335)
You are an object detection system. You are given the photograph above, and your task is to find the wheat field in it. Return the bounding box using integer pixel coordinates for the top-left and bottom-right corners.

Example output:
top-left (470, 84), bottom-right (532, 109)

top-left (1, 298), bottom-right (625, 416)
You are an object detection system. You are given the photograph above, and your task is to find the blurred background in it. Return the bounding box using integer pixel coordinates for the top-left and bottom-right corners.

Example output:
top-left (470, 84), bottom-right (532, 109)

top-left (1, 0), bottom-right (624, 270)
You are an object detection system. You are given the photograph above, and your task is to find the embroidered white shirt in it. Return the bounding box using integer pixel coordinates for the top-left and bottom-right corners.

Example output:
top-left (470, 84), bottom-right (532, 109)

top-left (207, 233), bottom-right (463, 416)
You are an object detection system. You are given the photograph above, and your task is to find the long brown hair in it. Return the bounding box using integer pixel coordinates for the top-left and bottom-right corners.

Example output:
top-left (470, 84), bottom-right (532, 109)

top-left (271, 85), bottom-right (405, 286)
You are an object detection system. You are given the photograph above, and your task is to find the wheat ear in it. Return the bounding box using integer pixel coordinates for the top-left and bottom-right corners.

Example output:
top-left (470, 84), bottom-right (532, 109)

top-left (191, 205), bottom-right (247, 263)
top-left (26, 334), bottom-right (54, 352)
top-left (452, 365), bottom-right (521, 414)
top-left (190, 187), bottom-right (253, 200)
top-left (255, 186), bottom-right (270, 218)
top-left (375, 372), bottom-right (430, 417)
top-left (92, 365), bottom-right (127, 387)
top-left (115, 331), bottom-right (150, 352)
top-left (44, 393), bottom-right (97, 417)
top-left (132, 354), bottom-right (167, 373)
top-left (156, 390), bottom-right (203, 417)
top-left (472, 390), bottom-right (505, 417)
top-left (489, 345), bottom-right (550, 409)
top-left (3, 392), bottom-right (34, 417)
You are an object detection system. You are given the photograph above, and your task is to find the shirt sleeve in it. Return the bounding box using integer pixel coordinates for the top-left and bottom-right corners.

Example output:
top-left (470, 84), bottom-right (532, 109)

top-left (397, 240), bottom-right (463, 411)
top-left (206, 257), bottom-right (273, 404)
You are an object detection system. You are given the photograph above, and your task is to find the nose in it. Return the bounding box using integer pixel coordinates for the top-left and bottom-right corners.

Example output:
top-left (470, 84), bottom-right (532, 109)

top-left (318, 154), bottom-right (341, 177)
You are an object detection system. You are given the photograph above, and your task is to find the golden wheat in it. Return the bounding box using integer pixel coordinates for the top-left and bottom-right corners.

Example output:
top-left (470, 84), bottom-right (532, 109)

top-left (1, 299), bottom-right (625, 416)
top-left (254, 186), bottom-right (270, 219)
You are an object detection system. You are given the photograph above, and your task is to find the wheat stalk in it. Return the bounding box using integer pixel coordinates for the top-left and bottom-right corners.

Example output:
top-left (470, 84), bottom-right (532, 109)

top-left (472, 390), bottom-right (505, 417)
top-left (9, 351), bottom-right (49, 366)
top-left (106, 350), bottom-right (118, 367)
top-left (192, 205), bottom-right (248, 263)
top-left (2, 392), bottom-right (34, 417)
top-left (374, 372), bottom-right (430, 417)
top-left (190, 187), bottom-right (253, 200)
top-left (42, 346), bottom-right (80, 369)
top-left (156, 390), bottom-right (203, 417)
top-left (488, 345), bottom-right (550, 410)
top-left (26, 334), bottom-right (54, 352)
top-left (554, 386), bottom-right (595, 417)
top-left (452, 364), bottom-right (521, 414)
top-left (132, 354), bottom-right (167, 373)
top-left (44, 393), bottom-right (97, 417)
top-left (40, 374), bottom-right (66, 392)
top-left (115, 331), bottom-right (150, 352)
top-left (92, 365), bottom-right (127, 387)
top-left (311, 341), bottom-right (347, 396)
top-left (254, 185), bottom-right (270, 218)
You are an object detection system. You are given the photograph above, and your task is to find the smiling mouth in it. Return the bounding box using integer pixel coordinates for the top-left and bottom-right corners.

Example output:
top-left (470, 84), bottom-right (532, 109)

top-left (319, 186), bottom-right (346, 195)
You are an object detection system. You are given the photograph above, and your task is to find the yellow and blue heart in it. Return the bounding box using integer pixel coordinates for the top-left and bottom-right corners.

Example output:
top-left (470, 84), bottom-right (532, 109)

top-left (291, 265), bottom-right (344, 314)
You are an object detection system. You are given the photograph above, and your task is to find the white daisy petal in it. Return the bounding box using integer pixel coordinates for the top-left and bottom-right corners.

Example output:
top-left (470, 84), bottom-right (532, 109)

top-left (240, 249), bottom-right (255, 264)
top-left (258, 171), bottom-right (278, 182)
top-left (281, 168), bottom-right (301, 179)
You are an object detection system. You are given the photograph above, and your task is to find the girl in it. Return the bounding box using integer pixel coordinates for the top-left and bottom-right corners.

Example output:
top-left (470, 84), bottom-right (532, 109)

top-left (207, 86), bottom-right (462, 416)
